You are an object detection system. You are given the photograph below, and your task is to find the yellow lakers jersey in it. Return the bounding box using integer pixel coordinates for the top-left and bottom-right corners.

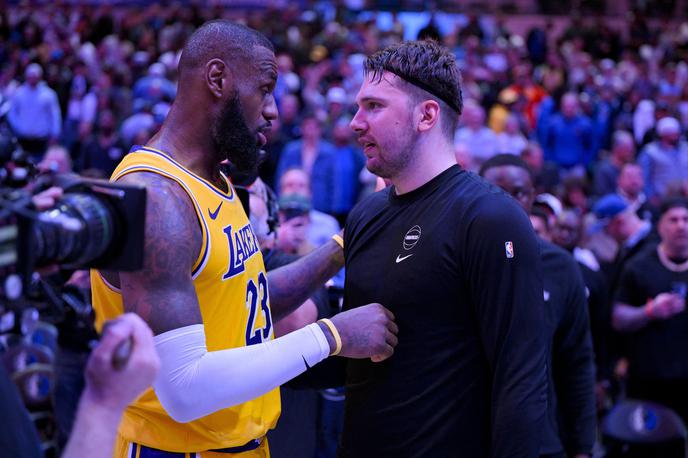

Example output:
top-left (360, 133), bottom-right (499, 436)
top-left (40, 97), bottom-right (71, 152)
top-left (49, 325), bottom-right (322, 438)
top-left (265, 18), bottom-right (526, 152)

top-left (91, 146), bottom-right (280, 452)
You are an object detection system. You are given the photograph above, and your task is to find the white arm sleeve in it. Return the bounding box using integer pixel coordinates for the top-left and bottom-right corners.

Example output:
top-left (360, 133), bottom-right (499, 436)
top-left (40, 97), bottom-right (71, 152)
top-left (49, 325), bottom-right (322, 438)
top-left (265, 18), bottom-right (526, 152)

top-left (152, 323), bottom-right (331, 423)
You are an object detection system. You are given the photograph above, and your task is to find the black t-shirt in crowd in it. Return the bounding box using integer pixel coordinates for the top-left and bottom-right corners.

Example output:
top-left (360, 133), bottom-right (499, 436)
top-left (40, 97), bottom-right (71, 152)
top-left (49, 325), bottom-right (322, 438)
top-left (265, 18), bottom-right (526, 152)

top-left (340, 165), bottom-right (548, 458)
top-left (616, 247), bottom-right (688, 380)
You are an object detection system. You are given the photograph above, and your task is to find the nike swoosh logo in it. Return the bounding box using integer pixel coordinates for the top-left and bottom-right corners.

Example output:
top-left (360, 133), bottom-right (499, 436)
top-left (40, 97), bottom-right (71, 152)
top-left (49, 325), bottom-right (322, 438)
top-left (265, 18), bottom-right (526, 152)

top-left (208, 202), bottom-right (223, 220)
top-left (302, 356), bottom-right (311, 370)
top-left (395, 254), bottom-right (414, 263)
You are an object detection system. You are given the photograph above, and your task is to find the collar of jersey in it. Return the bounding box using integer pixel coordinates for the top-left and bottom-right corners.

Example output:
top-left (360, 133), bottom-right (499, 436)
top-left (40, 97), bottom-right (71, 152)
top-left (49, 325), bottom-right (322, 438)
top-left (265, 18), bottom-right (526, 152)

top-left (131, 145), bottom-right (235, 201)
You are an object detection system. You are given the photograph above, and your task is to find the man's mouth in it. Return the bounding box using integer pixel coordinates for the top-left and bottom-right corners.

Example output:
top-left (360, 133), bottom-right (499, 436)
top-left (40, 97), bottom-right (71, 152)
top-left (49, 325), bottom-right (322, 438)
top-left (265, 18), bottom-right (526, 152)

top-left (359, 139), bottom-right (377, 155)
top-left (257, 131), bottom-right (268, 147)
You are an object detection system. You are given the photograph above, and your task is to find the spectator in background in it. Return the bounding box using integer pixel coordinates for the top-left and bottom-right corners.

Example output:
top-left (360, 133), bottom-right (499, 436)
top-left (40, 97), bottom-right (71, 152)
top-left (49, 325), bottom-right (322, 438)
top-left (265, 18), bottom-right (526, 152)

top-left (454, 99), bottom-right (497, 169)
top-left (37, 144), bottom-right (72, 175)
top-left (542, 92), bottom-right (595, 174)
top-left (278, 93), bottom-right (302, 142)
top-left (119, 99), bottom-right (155, 145)
top-left (638, 116), bottom-right (688, 202)
top-left (617, 163), bottom-right (656, 222)
top-left (275, 193), bottom-right (312, 256)
top-left (495, 113), bottom-right (528, 156)
top-left (592, 194), bottom-right (657, 295)
top-left (593, 130), bottom-right (635, 197)
top-left (276, 112), bottom-right (338, 215)
top-left (530, 207), bottom-right (552, 241)
top-left (132, 62), bottom-right (176, 104)
top-left (279, 167), bottom-right (340, 249)
top-left (8, 63), bottom-right (62, 161)
top-left (77, 110), bottom-right (126, 177)
top-left (521, 141), bottom-right (560, 194)
top-left (561, 175), bottom-right (591, 215)
top-left (612, 198), bottom-right (688, 424)
top-left (61, 60), bottom-right (96, 157)
top-left (260, 116), bottom-right (288, 189)
top-left (331, 117), bottom-right (364, 225)
top-left (632, 99), bottom-right (655, 145)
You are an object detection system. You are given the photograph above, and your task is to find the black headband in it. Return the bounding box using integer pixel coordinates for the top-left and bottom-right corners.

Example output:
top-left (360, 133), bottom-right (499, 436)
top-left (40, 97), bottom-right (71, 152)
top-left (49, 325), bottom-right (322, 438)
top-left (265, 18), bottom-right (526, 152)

top-left (385, 67), bottom-right (461, 113)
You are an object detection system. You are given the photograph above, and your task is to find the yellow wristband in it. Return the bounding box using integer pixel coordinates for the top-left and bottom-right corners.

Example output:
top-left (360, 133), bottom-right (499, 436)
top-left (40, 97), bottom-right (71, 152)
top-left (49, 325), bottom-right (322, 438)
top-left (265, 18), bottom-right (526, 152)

top-left (318, 318), bottom-right (342, 356)
top-left (331, 234), bottom-right (344, 250)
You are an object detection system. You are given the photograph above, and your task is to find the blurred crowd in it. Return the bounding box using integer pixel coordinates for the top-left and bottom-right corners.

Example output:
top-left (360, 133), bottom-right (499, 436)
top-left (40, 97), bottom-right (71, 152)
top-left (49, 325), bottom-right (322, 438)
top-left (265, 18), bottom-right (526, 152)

top-left (3, 0), bottom-right (688, 455)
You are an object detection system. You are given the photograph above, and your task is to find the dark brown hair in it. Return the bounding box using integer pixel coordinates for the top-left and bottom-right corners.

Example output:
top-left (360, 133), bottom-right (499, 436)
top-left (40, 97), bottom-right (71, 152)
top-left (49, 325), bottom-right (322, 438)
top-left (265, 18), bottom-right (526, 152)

top-left (364, 40), bottom-right (463, 138)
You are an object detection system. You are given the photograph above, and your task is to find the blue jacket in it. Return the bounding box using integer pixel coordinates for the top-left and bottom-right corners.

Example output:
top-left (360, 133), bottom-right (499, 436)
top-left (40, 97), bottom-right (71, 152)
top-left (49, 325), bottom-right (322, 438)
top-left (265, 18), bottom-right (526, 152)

top-left (276, 139), bottom-right (338, 214)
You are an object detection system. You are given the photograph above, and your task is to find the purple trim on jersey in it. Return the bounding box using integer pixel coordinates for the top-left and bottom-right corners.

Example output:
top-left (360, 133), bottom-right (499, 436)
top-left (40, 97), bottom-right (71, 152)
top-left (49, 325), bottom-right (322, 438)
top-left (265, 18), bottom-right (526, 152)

top-left (130, 145), bottom-right (235, 201)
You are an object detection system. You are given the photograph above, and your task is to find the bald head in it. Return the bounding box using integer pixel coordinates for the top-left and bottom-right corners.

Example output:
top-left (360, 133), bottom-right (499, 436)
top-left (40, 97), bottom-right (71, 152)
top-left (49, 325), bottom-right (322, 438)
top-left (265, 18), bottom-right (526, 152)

top-left (178, 20), bottom-right (274, 84)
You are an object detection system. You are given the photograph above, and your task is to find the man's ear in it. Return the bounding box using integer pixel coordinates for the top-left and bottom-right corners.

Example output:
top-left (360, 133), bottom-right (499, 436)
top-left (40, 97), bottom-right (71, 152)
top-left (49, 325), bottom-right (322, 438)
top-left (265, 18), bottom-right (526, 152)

top-left (417, 100), bottom-right (441, 133)
top-left (206, 58), bottom-right (230, 98)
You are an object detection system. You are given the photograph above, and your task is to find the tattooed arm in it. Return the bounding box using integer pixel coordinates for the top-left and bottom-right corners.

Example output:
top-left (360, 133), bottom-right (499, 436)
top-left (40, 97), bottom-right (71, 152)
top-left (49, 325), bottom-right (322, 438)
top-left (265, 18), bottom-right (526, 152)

top-left (115, 172), bottom-right (204, 335)
top-left (267, 240), bottom-right (344, 321)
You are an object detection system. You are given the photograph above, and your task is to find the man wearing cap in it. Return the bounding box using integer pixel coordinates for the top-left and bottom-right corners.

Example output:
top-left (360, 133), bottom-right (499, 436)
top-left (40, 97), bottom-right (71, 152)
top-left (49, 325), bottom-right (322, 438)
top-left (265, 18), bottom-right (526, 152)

top-left (8, 63), bottom-right (62, 161)
top-left (612, 198), bottom-right (688, 423)
top-left (638, 116), bottom-right (688, 202)
top-left (274, 193), bottom-right (312, 256)
top-left (592, 193), bottom-right (657, 293)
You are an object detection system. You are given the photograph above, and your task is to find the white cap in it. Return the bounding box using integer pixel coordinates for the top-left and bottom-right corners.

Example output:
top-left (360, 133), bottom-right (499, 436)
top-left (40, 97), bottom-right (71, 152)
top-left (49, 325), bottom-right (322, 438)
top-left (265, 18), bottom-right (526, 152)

top-left (657, 117), bottom-right (681, 136)
top-left (326, 87), bottom-right (347, 105)
top-left (25, 63), bottom-right (43, 78)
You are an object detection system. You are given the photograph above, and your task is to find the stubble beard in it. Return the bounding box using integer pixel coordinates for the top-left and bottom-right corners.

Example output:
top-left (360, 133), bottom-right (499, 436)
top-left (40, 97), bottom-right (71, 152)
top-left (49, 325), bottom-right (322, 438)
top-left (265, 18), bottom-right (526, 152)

top-left (367, 124), bottom-right (418, 180)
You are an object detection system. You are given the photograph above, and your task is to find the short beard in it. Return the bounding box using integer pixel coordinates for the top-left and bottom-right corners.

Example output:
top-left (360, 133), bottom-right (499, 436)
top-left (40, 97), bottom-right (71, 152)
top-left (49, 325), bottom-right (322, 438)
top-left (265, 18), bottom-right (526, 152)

top-left (211, 93), bottom-right (261, 175)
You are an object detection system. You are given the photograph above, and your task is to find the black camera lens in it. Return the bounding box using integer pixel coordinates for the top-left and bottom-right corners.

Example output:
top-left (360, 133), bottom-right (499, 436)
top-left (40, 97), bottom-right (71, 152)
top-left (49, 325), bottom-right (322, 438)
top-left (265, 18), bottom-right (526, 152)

top-left (33, 193), bottom-right (115, 267)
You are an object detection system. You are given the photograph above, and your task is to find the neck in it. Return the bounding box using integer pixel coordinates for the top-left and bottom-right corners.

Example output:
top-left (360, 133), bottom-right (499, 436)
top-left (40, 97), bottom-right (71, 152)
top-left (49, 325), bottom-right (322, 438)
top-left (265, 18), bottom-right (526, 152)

top-left (660, 241), bottom-right (688, 260)
top-left (610, 155), bottom-right (625, 167)
top-left (303, 137), bottom-right (319, 148)
top-left (148, 103), bottom-right (218, 180)
top-left (391, 137), bottom-right (456, 195)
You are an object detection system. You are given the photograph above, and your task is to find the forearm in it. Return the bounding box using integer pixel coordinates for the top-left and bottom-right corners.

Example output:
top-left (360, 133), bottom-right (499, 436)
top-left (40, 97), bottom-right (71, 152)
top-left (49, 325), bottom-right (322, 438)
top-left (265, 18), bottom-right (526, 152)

top-left (268, 239), bottom-right (343, 320)
top-left (612, 303), bottom-right (650, 333)
top-left (555, 357), bottom-right (596, 454)
top-left (62, 393), bottom-right (125, 458)
top-left (153, 323), bottom-right (333, 423)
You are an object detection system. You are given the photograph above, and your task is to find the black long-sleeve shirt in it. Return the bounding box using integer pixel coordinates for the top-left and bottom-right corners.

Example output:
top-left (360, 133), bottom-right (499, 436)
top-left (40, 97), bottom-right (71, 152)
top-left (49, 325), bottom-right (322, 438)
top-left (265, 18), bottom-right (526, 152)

top-left (340, 166), bottom-right (548, 457)
top-left (539, 240), bottom-right (596, 456)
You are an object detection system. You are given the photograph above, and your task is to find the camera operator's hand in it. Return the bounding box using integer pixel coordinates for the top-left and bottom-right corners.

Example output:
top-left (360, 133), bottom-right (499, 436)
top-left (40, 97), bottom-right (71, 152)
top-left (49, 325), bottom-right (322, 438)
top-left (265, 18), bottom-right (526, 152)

top-left (328, 303), bottom-right (398, 362)
top-left (31, 186), bottom-right (62, 210)
top-left (62, 313), bottom-right (160, 458)
top-left (83, 312), bottom-right (160, 411)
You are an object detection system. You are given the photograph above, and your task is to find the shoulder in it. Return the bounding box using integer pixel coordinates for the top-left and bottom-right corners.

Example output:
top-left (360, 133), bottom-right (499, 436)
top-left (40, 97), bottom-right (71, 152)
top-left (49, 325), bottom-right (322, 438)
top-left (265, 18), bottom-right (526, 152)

top-left (319, 141), bottom-right (338, 156)
top-left (311, 210), bottom-right (340, 230)
top-left (625, 245), bottom-right (658, 271)
top-left (538, 239), bottom-right (578, 272)
top-left (459, 173), bottom-right (529, 226)
top-left (117, 171), bottom-right (200, 242)
top-left (346, 187), bottom-right (390, 229)
top-left (281, 140), bottom-right (302, 156)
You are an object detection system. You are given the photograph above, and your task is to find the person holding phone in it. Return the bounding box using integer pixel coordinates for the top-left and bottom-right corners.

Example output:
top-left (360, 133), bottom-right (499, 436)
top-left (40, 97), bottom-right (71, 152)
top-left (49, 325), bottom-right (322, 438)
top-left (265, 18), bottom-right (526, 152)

top-left (613, 197), bottom-right (688, 423)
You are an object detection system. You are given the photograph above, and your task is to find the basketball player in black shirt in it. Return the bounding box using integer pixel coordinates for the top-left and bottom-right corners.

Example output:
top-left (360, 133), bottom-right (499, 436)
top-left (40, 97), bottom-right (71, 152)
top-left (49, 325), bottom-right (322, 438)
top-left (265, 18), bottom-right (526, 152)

top-left (341, 40), bottom-right (548, 457)
top-left (480, 154), bottom-right (596, 458)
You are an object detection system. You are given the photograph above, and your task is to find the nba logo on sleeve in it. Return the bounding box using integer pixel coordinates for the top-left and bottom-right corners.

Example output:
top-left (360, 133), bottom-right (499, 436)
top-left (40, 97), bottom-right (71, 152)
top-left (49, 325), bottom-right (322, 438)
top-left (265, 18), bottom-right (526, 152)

top-left (505, 241), bottom-right (514, 259)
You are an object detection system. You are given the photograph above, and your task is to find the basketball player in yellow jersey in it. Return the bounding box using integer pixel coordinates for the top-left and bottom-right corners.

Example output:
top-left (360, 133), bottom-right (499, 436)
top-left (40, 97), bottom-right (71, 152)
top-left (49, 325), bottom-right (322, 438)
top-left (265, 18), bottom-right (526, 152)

top-left (90, 20), bottom-right (398, 458)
